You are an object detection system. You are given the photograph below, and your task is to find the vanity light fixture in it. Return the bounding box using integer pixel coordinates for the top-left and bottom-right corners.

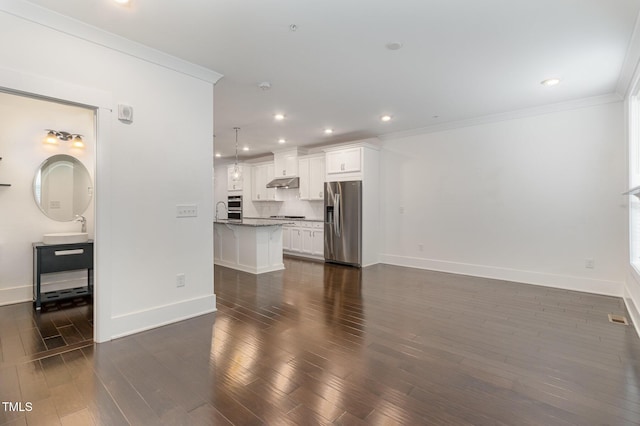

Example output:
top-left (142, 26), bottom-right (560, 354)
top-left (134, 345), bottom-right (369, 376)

top-left (43, 130), bottom-right (84, 149)
top-left (232, 127), bottom-right (241, 180)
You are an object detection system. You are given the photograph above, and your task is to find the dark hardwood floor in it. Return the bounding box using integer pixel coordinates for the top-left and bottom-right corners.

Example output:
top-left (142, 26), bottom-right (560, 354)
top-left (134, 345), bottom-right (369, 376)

top-left (1, 257), bottom-right (639, 425)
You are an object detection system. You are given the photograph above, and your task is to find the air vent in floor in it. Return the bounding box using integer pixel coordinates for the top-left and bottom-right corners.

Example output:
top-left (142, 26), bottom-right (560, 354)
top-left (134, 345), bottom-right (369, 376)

top-left (608, 314), bottom-right (629, 325)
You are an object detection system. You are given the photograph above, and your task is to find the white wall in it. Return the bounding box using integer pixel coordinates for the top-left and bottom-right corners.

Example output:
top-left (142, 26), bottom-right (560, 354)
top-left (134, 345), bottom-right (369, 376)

top-left (380, 101), bottom-right (627, 296)
top-left (0, 93), bottom-right (95, 302)
top-left (0, 4), bottom-right (220, 341)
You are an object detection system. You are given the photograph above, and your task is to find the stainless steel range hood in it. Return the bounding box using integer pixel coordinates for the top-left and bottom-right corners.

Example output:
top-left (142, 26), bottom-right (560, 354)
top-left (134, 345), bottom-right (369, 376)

top-left (266, 177), bottom-right (299, 189)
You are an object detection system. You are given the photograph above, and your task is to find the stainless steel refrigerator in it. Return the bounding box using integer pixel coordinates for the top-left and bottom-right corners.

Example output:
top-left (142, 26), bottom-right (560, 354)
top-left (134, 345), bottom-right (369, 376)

top-left (324, 181), bottom-right (362, 267)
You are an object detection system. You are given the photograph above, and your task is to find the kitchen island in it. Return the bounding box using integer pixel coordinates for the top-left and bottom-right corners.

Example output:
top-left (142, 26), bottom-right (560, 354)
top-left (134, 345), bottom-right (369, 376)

top-left (214, 219), bottom-right (292, 274)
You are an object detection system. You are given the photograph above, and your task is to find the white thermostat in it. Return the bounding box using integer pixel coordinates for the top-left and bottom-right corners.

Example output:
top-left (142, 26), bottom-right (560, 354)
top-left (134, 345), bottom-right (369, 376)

top-left (118, 104), bottom-right (134, 123)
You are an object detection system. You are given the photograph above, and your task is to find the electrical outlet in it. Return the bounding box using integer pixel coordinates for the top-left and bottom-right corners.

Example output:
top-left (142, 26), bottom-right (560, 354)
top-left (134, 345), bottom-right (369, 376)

top-left (585, 258), bottom-right (595, 269)
top-left (176, 273), bottom-right (186, 287)
top-left (176, 204), bottom-right (198, 218)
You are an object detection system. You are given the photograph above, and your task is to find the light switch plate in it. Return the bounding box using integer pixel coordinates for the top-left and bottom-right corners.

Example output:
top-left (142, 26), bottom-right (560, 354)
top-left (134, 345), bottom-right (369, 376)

top-left (176, 204), bottom-right (198, 218)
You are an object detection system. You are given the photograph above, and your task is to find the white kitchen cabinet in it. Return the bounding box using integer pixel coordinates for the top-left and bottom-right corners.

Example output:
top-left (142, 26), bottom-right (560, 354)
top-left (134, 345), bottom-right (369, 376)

top-left (301, 228), bottom-right (313, 254)
top-left (282, 225), bottom-right (291, 251)
top-left (290, 226), bottom-right (302, 252)
top-left (252, 164), bottom-right (267, 201)
top-left (283, 221), bottom-right (324, 259)
top-left (274, 149), bottom-right (299, 178)
top-left (299, 155), bottom-right (325, 200)
top-left (326, 147), bottom-right (361, 176)
top-left (227, 164), bottom-right (244, 191)
top-left (252, 162), bottom-right (280, 201)
top-left (311, 227), bottom-right (324, 256)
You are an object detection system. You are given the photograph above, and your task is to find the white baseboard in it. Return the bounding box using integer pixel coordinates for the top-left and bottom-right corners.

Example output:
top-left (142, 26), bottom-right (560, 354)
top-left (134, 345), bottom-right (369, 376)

top-left (379, 254), bottom-right (624, 297)
top-left (109, 294), bottom-right (217, 340)
top-left (214, 259), bottom-right (285, 274)
top-left (0, 285), bottom-right (32, 306)
top-left (0, 278), bottom-right (90, 306)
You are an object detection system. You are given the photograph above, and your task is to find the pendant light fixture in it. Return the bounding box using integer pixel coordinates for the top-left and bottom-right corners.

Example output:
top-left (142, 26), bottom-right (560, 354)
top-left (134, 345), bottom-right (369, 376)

top-left (232, 127), bottom-right (241, 180)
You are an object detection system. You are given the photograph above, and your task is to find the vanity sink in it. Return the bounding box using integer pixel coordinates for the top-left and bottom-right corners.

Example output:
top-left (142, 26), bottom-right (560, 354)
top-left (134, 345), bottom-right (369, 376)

top-left (42, 232), bottom-right (89, 245)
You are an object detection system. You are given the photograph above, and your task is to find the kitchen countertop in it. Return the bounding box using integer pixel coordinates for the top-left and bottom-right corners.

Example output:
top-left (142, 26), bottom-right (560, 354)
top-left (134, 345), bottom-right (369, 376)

top-left (214, 218), bottom-right (294, 227)
top-left (244, 216), bottom-right (324, 223)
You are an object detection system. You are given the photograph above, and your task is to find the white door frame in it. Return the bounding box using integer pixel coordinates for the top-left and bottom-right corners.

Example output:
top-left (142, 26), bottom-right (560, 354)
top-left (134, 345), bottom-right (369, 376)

top-left (0, 66), bottom-right (113, 342)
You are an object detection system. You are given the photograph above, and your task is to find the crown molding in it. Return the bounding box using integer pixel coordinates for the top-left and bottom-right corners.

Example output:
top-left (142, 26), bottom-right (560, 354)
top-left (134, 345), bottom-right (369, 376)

top-left (0, 0), bottom-right (223, 84)
top-left (379, 93), bottom-right (623, 141)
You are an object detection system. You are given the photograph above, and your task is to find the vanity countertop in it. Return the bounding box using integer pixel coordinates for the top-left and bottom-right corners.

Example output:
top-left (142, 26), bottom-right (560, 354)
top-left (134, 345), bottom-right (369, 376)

top-left (33, 240), bottom-right (94, 248)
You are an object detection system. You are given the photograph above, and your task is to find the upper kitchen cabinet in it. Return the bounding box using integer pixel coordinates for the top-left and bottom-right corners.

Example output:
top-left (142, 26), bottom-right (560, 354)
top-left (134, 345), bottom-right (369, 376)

top-left (299, 155), bottom-right (325, 201)
top-left (227, 164), bottom-right (245, 191)
top-left (273, 148), bottom-right (306, 178)
top-left (324, 140), bottom-right (379, 182)
top-left (252, 162), bottom-right (280, 201)
top-left (326, 147), bottom-right (361, 176)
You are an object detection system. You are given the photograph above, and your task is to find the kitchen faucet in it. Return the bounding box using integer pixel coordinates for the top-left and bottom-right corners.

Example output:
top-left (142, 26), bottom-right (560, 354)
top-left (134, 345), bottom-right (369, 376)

top-left (215, 201), bottom-right (227, 221)
top-left (74, 215), bottom-right (86, 232)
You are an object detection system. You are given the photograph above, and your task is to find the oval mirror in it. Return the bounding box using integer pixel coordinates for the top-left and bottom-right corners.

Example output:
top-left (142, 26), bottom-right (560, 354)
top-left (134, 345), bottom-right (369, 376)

top-left (33, 154), bottom-right (93, 221)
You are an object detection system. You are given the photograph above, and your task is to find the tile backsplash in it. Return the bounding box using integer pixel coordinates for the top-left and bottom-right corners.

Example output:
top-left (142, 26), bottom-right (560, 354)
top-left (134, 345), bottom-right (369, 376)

top-left (251, 188), bottom-right (324, 220)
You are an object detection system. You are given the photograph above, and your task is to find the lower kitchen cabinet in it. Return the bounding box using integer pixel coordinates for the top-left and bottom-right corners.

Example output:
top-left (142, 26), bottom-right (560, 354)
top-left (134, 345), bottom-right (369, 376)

top-left (283, 221), bottom-right (324, 260)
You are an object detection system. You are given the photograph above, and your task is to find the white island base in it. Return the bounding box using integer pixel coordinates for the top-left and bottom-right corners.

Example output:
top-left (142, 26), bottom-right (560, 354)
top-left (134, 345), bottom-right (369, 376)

top-left (214, 221), bottom-right (285, 274)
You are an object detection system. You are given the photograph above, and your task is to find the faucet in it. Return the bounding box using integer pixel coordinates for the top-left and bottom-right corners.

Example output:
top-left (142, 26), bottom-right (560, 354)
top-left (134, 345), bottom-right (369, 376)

top-left (74, 215), bottom-right (86, 232)
top-left (215, 201), bottom-right (227, 221)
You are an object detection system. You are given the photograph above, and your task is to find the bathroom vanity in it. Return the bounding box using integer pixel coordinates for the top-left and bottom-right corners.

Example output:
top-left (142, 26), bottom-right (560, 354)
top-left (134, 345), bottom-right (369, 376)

top-left (33, 241), bottom-right (93, 310)
top-left (214, 219), bottom-right (290, 274)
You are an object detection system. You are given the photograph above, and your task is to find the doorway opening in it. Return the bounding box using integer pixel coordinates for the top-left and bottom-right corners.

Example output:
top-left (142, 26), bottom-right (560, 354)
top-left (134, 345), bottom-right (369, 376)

top-left (0, 89), bottom-right (98, 348)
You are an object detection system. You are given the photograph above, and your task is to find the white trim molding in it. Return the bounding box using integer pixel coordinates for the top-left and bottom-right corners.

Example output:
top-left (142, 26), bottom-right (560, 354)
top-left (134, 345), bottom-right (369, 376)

top-left (0, 285), bottom-right (31, 306)
top-left (379, 93), bottom-right (623, 141)
top-left (0, 0), bottom-right (223, 84)
top-left (380, 254), bottom-right (625, 297)
top-left (110, 295), bottom-right (217, 340)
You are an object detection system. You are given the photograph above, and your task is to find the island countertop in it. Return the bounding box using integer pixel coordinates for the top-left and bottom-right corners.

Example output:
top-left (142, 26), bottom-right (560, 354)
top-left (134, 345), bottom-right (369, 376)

top-left (214, 218), bottom-right (294, 227)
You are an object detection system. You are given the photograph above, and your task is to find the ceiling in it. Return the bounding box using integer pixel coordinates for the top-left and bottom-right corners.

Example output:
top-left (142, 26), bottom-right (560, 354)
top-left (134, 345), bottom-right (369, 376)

top-left (23, 0), bottom-right (640, 160)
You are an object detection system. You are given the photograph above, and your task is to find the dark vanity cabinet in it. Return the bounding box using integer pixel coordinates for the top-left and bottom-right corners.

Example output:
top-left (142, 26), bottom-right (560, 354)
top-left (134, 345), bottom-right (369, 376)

top-left (33, 241), bottom-right (93, 310)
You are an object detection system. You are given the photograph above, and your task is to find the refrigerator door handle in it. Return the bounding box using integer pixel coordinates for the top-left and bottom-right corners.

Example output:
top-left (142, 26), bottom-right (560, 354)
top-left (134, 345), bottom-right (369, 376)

top-left (335, 193), bottom-right (341, 237)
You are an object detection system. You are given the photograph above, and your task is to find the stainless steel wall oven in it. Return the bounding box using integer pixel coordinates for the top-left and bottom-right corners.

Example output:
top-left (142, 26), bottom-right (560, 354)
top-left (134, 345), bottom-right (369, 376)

top-left (227, 195), bottom-right (242, 221)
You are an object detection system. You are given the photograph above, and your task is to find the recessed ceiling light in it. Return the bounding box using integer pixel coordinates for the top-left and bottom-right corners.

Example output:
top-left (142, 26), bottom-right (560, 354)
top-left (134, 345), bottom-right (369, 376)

top-left (215, 153), bottom-right (221, 158)
top-left (541, 78), bottom-right (561, 87)
top-left (243, 146), bottom-right (249, 151)
top-left (274, 113), bottom-right (285, 121)
top-left (386, 42), bottom-right (403, 51)
top-left (114, 0), bottom-right (130, 4)
top-left (381, 115), bottom-right (392, 122)
top-left (324, 128), bottom-right (334, 135)
top-left (278, 138), bottom-right (286, 144)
